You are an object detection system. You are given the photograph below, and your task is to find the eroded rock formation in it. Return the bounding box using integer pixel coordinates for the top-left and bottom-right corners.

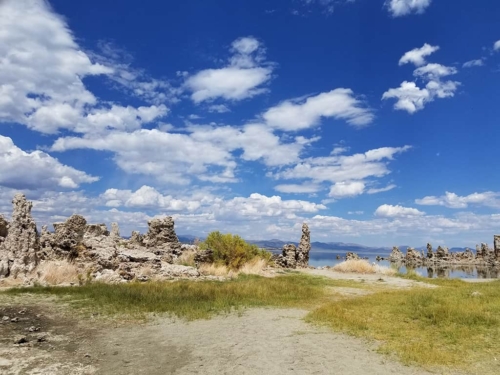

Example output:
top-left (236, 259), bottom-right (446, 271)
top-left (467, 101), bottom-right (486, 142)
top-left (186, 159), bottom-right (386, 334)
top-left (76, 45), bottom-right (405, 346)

top-left (296, 224), bottom-right (311, 267)
top-left (495, 235), bottom-right (500, 259)
top-left (388, 246), bottom-right (403, 262)
top-left (388, 240), bottom-right (500, 268)
top-left (0, 215), bottom-right (8, 239)
top-left (0, 194), bottom-right (201, 283)
top-left (0, 194), bottom-right (40, 278)
top-left (273, 223), bottom-right (312, 269)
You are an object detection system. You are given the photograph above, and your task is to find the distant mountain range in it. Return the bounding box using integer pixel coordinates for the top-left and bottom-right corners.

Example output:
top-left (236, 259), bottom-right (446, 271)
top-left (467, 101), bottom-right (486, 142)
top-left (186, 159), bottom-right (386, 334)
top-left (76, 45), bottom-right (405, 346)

top-left (177, 235), bottom-right (471, 254)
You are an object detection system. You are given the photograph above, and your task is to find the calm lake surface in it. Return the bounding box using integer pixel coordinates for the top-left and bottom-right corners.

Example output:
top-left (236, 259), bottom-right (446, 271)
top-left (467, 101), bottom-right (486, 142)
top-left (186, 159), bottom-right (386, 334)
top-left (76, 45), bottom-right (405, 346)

top-left (303, 249), bottom-right (499, 279)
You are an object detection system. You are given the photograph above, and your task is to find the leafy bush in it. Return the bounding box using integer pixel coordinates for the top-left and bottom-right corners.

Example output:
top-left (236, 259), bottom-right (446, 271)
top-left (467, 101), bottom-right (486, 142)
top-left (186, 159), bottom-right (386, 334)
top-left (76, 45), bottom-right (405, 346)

top-left (199, 231), bottom-right (271, 270)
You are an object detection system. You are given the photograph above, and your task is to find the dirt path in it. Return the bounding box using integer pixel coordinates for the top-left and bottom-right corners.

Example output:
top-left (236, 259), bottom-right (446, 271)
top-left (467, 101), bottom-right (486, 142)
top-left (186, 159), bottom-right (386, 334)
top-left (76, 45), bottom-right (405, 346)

top-left (92, 308), bottom-right (432, 375)
top-left (0, 298), bottom-right (436, 375)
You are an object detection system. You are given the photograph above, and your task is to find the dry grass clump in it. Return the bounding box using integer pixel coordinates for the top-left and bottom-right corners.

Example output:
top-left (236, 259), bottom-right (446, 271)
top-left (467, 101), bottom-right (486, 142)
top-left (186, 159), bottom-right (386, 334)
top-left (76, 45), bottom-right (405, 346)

top-left (198, 263), bottom-right (236, 278)
top-left (175, 250), bottom-right (196, 267)
top-left (333, 259), bottom-right (396, 276)
top-left (36, 261), bottom-right (82, 285)
top-left (199, 257), bottom-right (268, 277)
top-left (239, 257), bottom-right (268, 275)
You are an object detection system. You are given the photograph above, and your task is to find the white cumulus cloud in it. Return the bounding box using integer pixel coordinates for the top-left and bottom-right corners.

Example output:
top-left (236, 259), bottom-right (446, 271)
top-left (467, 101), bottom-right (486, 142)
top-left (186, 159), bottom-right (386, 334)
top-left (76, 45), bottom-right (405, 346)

top-left (0, 135), bottom-right (98, 190)
top-left (184, 37), bottom-right (273, 103)
top-left (374, 204), bottom-right (425, 218)
top-left (494, 40), bottom-right (500, 51)
top-left (329, 181), bottom-right (365, 198)
top-left (0, 0), bottom-right (167, 135)
top-left (463, 59), bottom-right (484, 68)
top-left (399, 44), bottom-right (440, 67)
top-left (386, 0), bottom-right (432, 17)
top-left (262, 89), bottom-right (374, 131)
top-left (415, 191), bottom-right (500, 209)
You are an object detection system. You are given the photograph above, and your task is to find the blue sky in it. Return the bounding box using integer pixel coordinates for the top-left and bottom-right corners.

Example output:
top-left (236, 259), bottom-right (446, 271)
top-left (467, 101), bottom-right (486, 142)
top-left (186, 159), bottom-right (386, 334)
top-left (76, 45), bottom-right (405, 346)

top-left (0, 0), bottom-right (499, 247)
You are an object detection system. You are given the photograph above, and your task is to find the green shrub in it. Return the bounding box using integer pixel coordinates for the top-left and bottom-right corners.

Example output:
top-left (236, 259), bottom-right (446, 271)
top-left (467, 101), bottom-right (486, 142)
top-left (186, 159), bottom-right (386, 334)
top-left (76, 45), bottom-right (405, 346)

top-left (199, 231), bottom-right (271, 270)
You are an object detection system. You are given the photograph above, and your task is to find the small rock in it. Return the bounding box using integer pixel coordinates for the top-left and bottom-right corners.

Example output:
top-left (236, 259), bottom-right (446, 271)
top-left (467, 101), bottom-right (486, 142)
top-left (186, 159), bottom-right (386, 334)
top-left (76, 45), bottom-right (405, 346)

top-left (28, 326), bottom-right (40, 332)
top-left (471, 291), bottom-right (482, 297)
top-left (10, 317), bottom-right (19, 323)
top-left (37, 335), bottom-right (47, 343)
top-left (18, 309), bottom-right (27, 315)
top-left (84, 353), bottom-right (91, 358)
top-left (14, 335), bottom-right (28, 344)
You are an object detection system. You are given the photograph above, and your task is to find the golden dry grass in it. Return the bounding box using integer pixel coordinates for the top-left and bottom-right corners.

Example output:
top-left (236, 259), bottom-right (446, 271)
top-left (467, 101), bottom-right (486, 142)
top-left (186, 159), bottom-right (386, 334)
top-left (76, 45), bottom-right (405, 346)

top-left (239, 257), bottom-right (268, 275)
top-left (307, 280), bottom-right (500, 374)
top-left (198, 263), bottom-right (236, 277)
top-left (175, 249), bottom-right (196, 267)
top-left (36, 261), bottom-right (82, 285)
top-left (333, 259), bottom-right (396, 275)
top-left (199, 257), bottom-right (269, 277)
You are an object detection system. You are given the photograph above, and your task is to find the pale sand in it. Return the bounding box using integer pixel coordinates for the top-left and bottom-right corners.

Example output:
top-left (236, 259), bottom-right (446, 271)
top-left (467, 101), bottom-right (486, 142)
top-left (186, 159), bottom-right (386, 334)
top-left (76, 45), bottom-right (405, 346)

top-left (93, 308), bottom-right (433, 375)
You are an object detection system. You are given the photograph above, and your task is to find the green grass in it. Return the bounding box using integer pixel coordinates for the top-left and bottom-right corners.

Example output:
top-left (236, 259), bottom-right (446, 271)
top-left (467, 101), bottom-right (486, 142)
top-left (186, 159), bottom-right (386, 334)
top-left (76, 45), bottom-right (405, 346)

top-left (4, 274), bottom-right (350, 320)
top-left (306, 279), bottom-right (500, 373)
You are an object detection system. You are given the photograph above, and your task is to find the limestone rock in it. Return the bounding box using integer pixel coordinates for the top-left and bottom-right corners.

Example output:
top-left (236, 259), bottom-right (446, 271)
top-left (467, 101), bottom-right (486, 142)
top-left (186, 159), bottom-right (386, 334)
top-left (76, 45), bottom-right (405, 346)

top-left (129, 231), bottom-right (144, 246)
top-left (426, 243), bottom-right (434, 259)
top-left (494, 235), bottom-right (500, 259)
top-left (85, 224), bottom-right (109, 237)
top-left (0, 215), bottom-right (8, 238)
top-left (283, 244), bottom-right (298, 268)
top-left (405, 247), bottom-right (422, 263)
top-left (345, 252), bottom-right (360, 261)
top-left (143, 217), bottom-right (182, 261)
top-left (118, 249), bottom-right (159, 263)
top-left (110, 223), bottom-right (120, 239)
top-left (296, 223), bottom-right (311, 268)
top-left (194, 248), bottom-right (213, 266)
top-left (159, 264), bottom-right (200, 278)
top-left (52, 215), bottom-right (87, 257)
top-left (436, 246), bottom-right (449, 259)
top-left (144, 218), bottom-right (180, 248)
top-left (0, 194), bottom-right (40, 278)
top-left (388, 246), bottom-right (403, 262)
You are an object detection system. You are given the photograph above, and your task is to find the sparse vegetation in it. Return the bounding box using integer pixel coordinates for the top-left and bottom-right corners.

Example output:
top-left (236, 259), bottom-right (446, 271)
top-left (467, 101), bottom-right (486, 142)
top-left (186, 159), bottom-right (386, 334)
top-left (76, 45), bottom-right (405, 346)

top-left (5, 274), bottom-right (342, 320)
top-left (307, 278), bottom-right (500, 373)
top-left (333, 259), bottom-right (396, 275)
top-left (36, 261), bottom-right (82, 285)
top-left (175, 249), bottom-right (197, 267)
top-left (199, 231), bottom-right (272, 270)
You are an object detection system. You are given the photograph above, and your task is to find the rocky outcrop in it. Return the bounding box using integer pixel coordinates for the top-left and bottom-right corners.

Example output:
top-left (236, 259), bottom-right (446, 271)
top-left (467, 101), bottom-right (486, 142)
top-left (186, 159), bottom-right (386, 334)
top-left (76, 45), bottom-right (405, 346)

top-left (495, 236), bottom-right (500, 259)
top-left (389, 238), bottom-right (500, 268)
top-left (436, 246), bottom-right (449, 260)
top-left (426, 243), bottom-right (434, 259)
top-left (405, 247), bottom-right (422, 264)
top-left (0, 215), bottom-right (8, 239)
top-left (345, 252), bottom-right (360, 261)
top-left (110, 223), bottom-right (120, 240)
top-left (0, 194), bottom-right (40, 278)
top-left (296, 224), bottom-right (311, 268)
top-left (194, 248), bottom-right (214, 266)
top-left (388, 246), bottom-right (403, 262)
top-left (129, 231), bottom-right (144, 246)
top-left (273, 223), bottom-right (312, 269)
top-left (144, 218), bottom-right (180, 248)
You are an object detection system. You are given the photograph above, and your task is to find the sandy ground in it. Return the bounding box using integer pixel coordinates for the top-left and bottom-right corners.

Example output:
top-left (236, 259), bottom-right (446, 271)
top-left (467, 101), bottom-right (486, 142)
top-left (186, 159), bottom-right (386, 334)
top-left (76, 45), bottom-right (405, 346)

top-left (0, 270), bottom-right (453, 375)
top-left (93, 308), bottom-right (434, 375)
top-left (303, 268), bottom-right (437, 289)
top-left (0, 299), bottom-right (438, 375)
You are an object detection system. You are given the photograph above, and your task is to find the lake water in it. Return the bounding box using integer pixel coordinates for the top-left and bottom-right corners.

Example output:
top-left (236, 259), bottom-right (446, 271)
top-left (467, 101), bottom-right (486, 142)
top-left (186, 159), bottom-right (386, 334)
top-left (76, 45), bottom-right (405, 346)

top-left (295, 249), bottom-right (499, 279)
